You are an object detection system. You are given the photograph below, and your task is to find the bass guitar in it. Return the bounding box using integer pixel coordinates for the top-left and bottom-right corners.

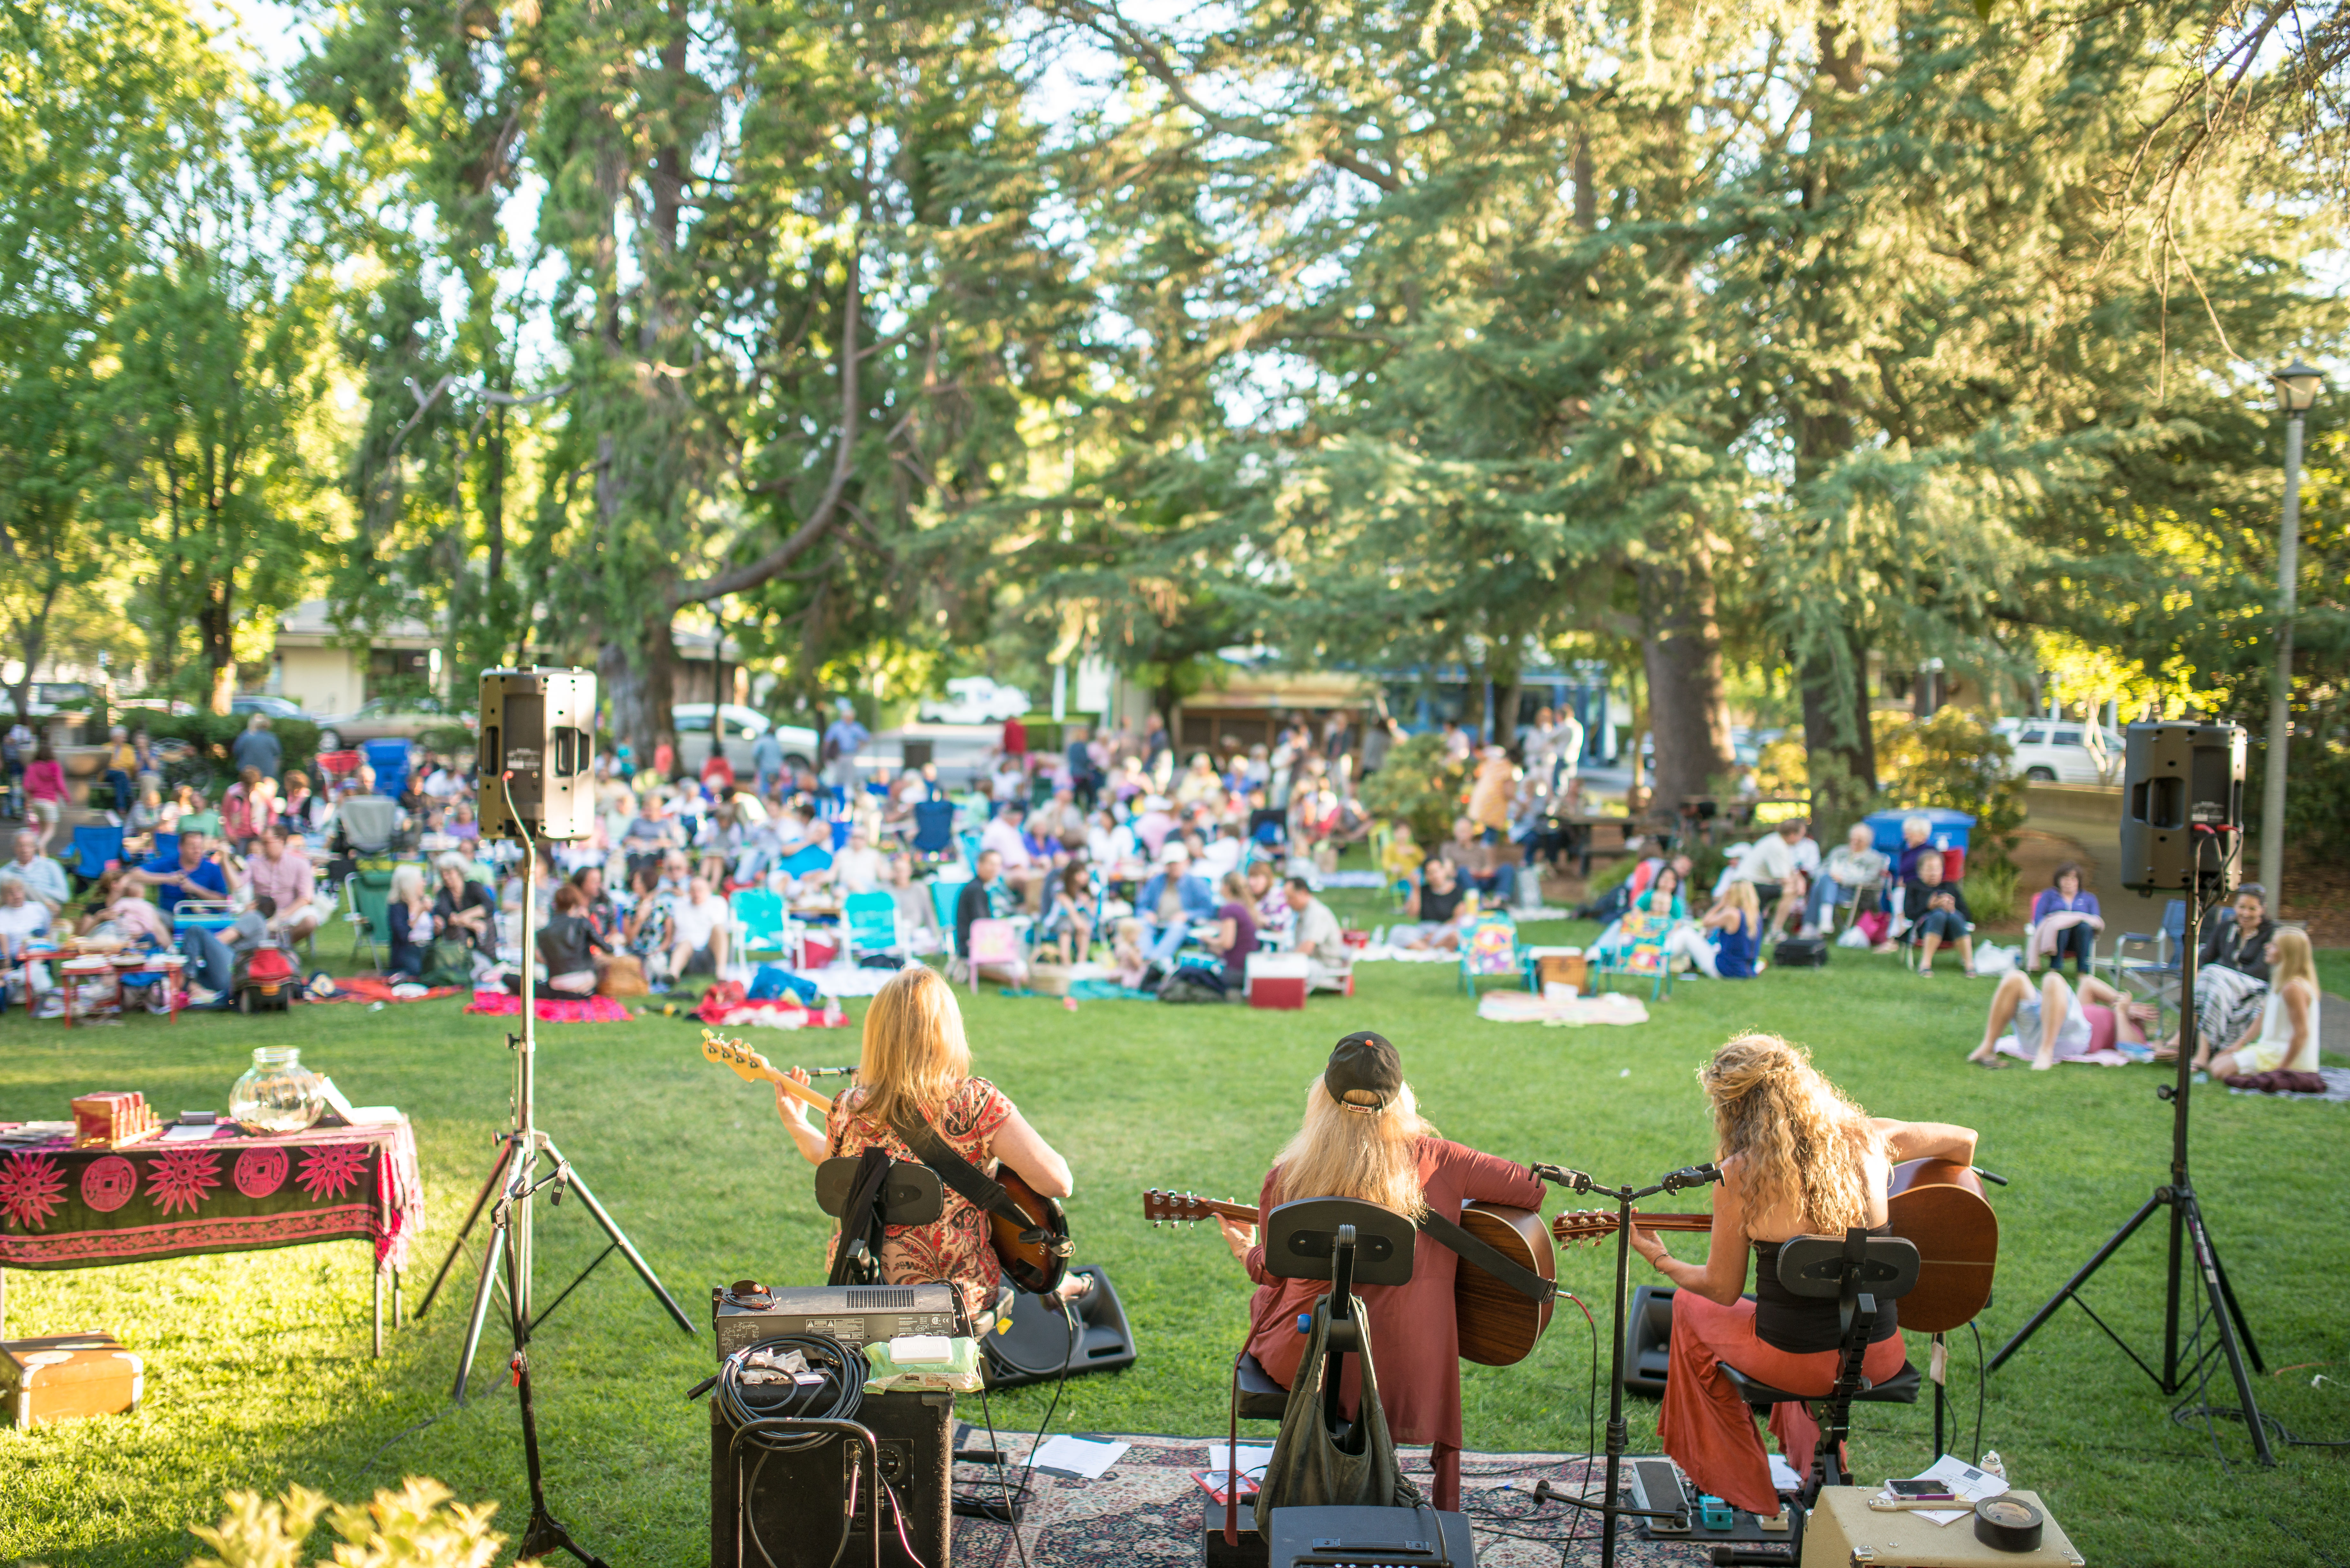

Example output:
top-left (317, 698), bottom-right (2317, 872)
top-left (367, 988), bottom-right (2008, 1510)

top-left (703, 1030), bottom-right (1072, 1295)
top-left (1545, 1158), bottom-right (1999, 1333)
top-left (1141, 1188), bottom-right (1555, 1366)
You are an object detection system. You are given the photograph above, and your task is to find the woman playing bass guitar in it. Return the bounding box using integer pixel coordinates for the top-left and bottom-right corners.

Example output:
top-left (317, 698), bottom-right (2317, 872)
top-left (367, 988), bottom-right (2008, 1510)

top-left (775, 964), bottom-right (1084, 1329)
top-left (1629, 1033), bottom-right (1978, 1519)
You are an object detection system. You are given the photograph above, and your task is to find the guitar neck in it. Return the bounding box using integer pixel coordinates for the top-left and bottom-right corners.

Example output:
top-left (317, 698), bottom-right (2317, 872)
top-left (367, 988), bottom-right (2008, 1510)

top-left (1141, 1190), bottom-right (1259, 1227)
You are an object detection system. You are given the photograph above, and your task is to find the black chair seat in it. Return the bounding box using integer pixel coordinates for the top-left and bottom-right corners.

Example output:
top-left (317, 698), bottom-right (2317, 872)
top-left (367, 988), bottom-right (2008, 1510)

top-left (1234, 1350), bottom-right (1289, 1420)
top-left (1717, 1358), bottom-right (1920, 1409)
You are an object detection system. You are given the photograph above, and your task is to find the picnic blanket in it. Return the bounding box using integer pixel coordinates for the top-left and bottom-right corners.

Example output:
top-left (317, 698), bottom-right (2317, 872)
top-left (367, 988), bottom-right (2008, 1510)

top-left (465, 991), bottom-right (634, 1023)
top-left (2226, 1067), bottom-right (2350, 1101)
top-left (694, 982), bottom-right (851, 1030)
top-left (1476, 990), bottom-right (1650, 1027)
top-left (1991, 1034), bottom-right (2141, 1067)
top-left (312, 976), bottom-right (461, 1005)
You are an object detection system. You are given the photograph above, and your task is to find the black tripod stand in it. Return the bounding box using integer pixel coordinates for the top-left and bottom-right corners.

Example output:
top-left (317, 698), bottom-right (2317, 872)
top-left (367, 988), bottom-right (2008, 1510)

top-left (1531, 1161), bottom-right (1726, 1568)
top-left (1989, 867), bottom-right (2274, 1464)
top-left (411, 830), bottom-right (698, 1562)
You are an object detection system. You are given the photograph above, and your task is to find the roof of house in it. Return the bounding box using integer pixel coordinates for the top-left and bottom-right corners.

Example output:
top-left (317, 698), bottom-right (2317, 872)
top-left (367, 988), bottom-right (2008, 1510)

top-left (273, 599), bottom-right (438, 648)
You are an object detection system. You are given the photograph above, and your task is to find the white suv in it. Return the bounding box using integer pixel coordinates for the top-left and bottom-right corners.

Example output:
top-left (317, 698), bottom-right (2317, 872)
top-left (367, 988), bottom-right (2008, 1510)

top-left (2006, 720), bottom-right (2122, 785)
top-left (673, 704), bottom-right (818, 779)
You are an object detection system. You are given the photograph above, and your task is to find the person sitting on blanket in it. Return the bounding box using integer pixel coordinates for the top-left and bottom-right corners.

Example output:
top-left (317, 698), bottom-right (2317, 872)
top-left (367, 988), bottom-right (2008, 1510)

top-left (669, 877), bottom-right (731, 979)
top-left (539, 882), bottom-right (613, 994)
top-left (2157, 884), bottom-right (2276, 1062)
top-left (1968, 967), bottom-right (2156, 1069)
top-left (1284, 877), bottom-right (1352, 990)
top-left (2027, 862), bottom-right (2103, 977)
top-left (2194, 927), bottom-right (2320, 1079)
top-left (1666, 881), bottom-right (1763, 979)
top-left (1393, 856), bottom-right (1478, 951)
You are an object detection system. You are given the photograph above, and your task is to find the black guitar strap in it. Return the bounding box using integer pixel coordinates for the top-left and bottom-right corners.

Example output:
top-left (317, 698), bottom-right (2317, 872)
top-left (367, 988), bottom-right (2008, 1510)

top-left (1418, 1209), bottom-right (1556, 1302)
top-left (894, 1116), bottom-right (1067, 1252)
top-left (827, 1147), bottom-right (895, 1287)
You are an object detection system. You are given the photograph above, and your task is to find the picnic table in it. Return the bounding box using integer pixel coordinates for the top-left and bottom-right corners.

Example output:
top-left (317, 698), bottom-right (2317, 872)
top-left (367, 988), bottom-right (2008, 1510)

top-left (0, 1116), bottom-right (422, 1355)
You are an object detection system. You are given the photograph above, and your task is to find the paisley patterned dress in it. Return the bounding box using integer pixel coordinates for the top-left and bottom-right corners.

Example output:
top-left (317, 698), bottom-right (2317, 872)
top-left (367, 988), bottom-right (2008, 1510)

top-left (824, 1077), bottom-right (1012, 1319)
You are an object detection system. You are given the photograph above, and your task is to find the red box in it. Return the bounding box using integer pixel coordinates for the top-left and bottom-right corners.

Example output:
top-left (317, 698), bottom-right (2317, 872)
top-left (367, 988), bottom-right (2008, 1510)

top-left (1249, 977), bottom-right (1308, 1010)
top-left (801, 936), bottom-right (839, 968)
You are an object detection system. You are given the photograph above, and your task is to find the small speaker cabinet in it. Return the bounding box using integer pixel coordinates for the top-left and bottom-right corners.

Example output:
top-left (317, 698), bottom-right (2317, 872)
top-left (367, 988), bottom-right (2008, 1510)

top-left (477, 667), bottom-right (597, 842)
top-left (2119, 722), bottom-right (2244, 893)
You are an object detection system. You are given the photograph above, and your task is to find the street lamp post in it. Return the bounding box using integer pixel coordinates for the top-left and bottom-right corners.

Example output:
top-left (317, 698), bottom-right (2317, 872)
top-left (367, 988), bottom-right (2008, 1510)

top-left (2259, 359), bottom-right (2324, 899)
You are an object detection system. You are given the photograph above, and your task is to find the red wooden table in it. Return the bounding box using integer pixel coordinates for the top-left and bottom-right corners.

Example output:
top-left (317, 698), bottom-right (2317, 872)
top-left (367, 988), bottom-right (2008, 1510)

top-left (0, 1118), bottom-right (422, 1354)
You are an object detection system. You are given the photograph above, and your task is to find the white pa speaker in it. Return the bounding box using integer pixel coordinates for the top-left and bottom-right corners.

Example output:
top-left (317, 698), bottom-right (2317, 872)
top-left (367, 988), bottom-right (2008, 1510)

top-left (477, 667), bottom-right (596, 841)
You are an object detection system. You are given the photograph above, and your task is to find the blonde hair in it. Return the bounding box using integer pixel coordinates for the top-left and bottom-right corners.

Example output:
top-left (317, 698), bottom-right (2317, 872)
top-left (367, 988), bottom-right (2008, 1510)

top-left (2270, 928), bottom-right (2316, 995)
top-left (1269, 1076), bottom-right (1438, 1221)
top-left (853, 965), bottom-right (973, 1133)
top-left (1722, 880), bottom-right (1759, 930)
top-left (1701, 1034), bottom-right (1880, 1234)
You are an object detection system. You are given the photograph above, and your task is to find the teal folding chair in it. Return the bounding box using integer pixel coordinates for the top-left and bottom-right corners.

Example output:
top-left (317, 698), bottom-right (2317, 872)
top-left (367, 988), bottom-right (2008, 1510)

top-left (843, 890), bottom-right (897, 959)
top-left (731, 886), bottom-right (793, 963)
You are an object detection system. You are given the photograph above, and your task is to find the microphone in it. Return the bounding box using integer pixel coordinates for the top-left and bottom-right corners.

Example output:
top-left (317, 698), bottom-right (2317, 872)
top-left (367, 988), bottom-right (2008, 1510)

top-left (1530, 1163), bottom-right (1596, 1193)
top-left (1659, 1163), bottom-right (1723, 1193)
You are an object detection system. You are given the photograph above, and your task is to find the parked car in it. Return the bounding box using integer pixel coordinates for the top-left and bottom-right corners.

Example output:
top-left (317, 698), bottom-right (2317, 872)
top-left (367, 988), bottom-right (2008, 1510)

top-left (918, 676), bottom-right (1031, 725)
top-left (316, 696), bottom-right (473, 751)
top-left (2006, 719), bottom-right (2122, 784)
top-left (229, 694), bottom-right (307, 720)
top-left (673, 703), bottom-right (818, 780)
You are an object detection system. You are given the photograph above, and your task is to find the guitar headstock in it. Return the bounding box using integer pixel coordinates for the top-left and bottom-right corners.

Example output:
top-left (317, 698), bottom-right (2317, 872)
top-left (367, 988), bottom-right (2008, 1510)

top-left (1142, 1188), bottom-right (1225, 1227)
top-left (701, 1029), bottom-right (777, 1085)
top-left (1549, 1210), bottom-right (1621, 1248)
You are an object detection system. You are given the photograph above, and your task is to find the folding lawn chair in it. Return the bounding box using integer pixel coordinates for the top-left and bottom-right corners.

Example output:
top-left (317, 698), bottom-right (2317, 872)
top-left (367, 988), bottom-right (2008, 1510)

top-left (731, 886), bottom-right (796, 965)
top-left (842, 889), bottom-right (898, 960)
top-left (2099, 897), bottom-right (2186, 1013)
top-left (963, 918), bottom-right (1022, 996)
top-left (1592, 910), bottom-right (1674, 1001)
top-left (1457, 910), bottom-right (1529, 1002)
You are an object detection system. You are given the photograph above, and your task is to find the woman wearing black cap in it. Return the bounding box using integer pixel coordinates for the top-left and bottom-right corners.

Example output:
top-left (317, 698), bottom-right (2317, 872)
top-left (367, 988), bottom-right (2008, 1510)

top-left (1214, 1031), bottom-right (1545, 1511)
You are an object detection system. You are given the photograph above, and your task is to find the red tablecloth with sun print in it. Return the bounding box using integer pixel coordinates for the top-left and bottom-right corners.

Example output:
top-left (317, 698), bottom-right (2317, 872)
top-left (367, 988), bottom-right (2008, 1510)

top-left (0, 1119), bottom-right (423, 1273)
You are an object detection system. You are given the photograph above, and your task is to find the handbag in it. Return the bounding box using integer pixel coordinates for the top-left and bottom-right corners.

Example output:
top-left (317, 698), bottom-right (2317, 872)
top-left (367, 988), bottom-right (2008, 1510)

top-left (596, 953), bottom-right (649, 997)
top-left (1854, 909), bottom-right (1891, 945)
top-left (1256, 1293), bottom-right (1421, 1534)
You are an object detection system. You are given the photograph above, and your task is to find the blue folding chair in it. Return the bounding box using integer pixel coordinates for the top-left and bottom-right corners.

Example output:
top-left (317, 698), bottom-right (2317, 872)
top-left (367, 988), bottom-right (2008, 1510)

top-left (70, 825), bottom-right (124, 884)
top-left (731, 887), bottom-right (793, 962)
top-left (843, 890), bottom-right (898, 958)
top-left (911, 800), bottom-right (956, 858)
top-left (777, 844), bottom-right (834, 879)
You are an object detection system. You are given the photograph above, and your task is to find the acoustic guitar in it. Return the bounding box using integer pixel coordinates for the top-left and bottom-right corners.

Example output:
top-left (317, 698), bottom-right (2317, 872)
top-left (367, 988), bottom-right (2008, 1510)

top-left (702, 1030), bottom-right (1072, 1295)
top-left (1141, 1189), bottom-right (1555, 1366)
top-left (1545, 1158), bottom-right (1999, 1333)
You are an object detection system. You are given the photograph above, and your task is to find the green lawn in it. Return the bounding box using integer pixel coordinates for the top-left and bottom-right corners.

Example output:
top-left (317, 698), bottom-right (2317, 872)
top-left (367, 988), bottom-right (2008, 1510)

top-left (3, 899), bottom-right (2347, 1566)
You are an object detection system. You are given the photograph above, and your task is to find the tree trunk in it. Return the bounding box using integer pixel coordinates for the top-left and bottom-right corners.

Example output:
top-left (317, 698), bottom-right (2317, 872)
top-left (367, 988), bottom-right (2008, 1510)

top-left (1636, 547), bottom-right (1735, 809)
top-left (601, 614), bottom-right (679, 773)
top-left (201, 580), bottom-right (235, 715)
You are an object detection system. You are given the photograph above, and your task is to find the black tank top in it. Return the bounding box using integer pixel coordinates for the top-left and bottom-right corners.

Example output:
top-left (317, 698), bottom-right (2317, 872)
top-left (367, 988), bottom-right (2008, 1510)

top-left (1751, 1225), bottom-right (1900, 1355)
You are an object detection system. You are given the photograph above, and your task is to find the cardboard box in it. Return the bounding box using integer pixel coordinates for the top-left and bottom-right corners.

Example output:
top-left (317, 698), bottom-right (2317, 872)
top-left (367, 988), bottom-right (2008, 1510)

top-left (3, 1333), bottom-right (144, 1427)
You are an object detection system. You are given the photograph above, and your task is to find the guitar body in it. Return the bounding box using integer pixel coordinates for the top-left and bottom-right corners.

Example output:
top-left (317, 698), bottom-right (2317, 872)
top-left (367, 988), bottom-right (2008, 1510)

top-left (1453, 1203), bottom-right (1554, 1367)
top-left (1884, 1158), bottom-right (1998, 1333)
top-left (990, 1165), bottom-right (1071, 1297)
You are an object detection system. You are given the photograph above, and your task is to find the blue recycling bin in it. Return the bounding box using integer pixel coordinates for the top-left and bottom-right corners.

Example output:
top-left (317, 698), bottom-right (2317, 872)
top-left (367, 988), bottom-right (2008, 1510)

top-left (361, 738), bottom-right (413, 801)
top-left (1864, 806), bottom-right (1974, 858)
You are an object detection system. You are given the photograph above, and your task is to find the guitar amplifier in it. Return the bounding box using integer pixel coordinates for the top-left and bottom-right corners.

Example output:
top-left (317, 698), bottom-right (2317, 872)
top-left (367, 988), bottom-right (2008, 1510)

top-left (712, 1282), bottom-right (962, 1358)
top-left (1265, 1505), bottom-right (1477, 1567)
top-left (711, 1389), bottom-right (953, 1568)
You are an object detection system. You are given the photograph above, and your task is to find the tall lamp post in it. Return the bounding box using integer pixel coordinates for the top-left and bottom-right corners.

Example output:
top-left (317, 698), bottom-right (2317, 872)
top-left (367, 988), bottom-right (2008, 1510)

top-left (2258, 359), bottom-right (2324, 899)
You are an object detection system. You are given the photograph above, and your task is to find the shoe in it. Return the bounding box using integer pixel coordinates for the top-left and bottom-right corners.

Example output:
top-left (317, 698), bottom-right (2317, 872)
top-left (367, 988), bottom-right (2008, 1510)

top-left (187, 985), bottom-right (222, 1006)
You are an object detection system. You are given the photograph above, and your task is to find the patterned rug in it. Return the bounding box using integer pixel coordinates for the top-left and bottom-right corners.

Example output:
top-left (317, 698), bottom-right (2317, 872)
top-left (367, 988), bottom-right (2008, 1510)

top-left (946, 1431), bottom-right (1720, 1566)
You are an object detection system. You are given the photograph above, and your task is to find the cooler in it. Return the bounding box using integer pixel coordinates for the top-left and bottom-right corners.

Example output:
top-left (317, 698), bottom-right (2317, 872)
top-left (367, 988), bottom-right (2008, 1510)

top-left (1864, 808), bottom-right (1974, 866)
top-left (3, 1333), bottom-right (144, 1427)
top-left (1245, 951), bottom-right (1309, 1010)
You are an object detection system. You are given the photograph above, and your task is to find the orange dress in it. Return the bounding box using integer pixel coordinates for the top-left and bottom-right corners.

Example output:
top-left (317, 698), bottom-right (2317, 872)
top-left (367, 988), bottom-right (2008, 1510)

top-left (1239, 1139), bottom-right (1542, 1450)
top-left (824, 1078), bottom-right (1012, 1320)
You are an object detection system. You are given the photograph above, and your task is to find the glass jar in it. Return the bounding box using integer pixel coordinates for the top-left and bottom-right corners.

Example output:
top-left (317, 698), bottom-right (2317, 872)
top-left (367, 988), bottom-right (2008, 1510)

top-left (229, 1047), bottom-right (325, 1136)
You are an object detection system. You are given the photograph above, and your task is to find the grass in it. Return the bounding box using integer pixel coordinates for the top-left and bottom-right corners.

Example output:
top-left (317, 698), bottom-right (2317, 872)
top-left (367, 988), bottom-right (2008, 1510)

top-left (2, 892), bottom-right (2347, 1567)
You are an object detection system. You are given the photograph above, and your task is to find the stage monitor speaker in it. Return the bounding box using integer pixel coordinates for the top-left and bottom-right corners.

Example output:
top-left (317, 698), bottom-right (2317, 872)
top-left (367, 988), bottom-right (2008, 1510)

top-left (710, 1388), bottom-right (952, 1568)
top-left (979, 1267), bottom-right (1140, 1389)
top-left (1621, 1284), bottom-right (1677, 1396)
top-left (2119, 721), bottom-right (2244, 893)
top-left (477, 667), bottom-right (596, 842)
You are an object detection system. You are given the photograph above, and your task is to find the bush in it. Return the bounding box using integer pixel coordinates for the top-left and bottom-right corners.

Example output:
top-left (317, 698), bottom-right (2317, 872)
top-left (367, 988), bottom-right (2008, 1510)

top-left (1877, 708), bottom-right (2024, 870)
top-left (1359, 733), bottom-right (1468, 846)
top-left (1963, 857), bottom-right (2020, 924)
top-left (185, 1477), bottom-right (514, 1568)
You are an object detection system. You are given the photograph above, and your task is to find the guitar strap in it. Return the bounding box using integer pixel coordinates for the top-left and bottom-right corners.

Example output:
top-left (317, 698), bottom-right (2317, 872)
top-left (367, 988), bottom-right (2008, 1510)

top-left (895, 1115), bottom-right (1068, 1252)
top-left (1418, 1210), bottom-right (1556, 1303)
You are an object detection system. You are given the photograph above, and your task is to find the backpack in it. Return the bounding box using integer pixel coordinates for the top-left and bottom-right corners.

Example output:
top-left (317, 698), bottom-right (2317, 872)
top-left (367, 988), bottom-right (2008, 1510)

top-left (1157, 969), bottom-right (1229, 1004)
top-left (1774, 936), bottom-right (1828, 969)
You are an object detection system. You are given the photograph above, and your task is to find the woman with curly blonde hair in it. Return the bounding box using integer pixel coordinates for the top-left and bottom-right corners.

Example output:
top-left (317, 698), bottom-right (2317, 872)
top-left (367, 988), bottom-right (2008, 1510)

top-left (1215, 1032), bottom-right (1545, 1512)
top-left (1630, 1034), bottom-right (1978, 1517)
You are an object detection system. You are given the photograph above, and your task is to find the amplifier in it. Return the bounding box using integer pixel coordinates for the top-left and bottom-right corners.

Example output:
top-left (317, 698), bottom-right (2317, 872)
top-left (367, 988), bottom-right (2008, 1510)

top-left (711, 1282), bottom-right (961, 1358)
top-left (1264, 1505), bottom-right (1477, 1567)
top-left (711, 1388), bottom-right (952, 1568)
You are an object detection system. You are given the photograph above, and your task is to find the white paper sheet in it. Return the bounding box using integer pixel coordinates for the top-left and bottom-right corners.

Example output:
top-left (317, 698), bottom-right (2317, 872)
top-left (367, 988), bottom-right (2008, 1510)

top-left (1768, 1455), bottom-right (1803, 1493)
top-left (1903, 1453), bottom-right (2008, 1525)
top-left (1205, 1444), bottom-right (1274, 1481)
top-left (1027, 1436), bottom-right (1129, 1479)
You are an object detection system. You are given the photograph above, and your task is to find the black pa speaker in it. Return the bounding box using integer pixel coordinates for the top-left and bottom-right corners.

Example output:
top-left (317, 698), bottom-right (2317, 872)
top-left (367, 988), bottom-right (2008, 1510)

top-left (477, 667), bottom-right (597, 842)
top-left (980, 1266), bottom-right (1140, 1388)
top-left (710, 1387), bottom-right (952, 1568)
top-left (2119, 722), bottom-right (2245, 893)
top-left (1623, 1284), bottom-right (1677, 1395)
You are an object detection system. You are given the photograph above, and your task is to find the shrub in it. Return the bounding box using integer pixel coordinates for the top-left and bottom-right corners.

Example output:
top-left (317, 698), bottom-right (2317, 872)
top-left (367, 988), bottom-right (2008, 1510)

top-left (1359, 733), bottom-right (1468, 846)
top-left (137, 714), bottom-right (322, 791)
top-left (1963, 857), bottom-right (2020, 925)
top-left (1877, 708), bottom-right (2024, 870)
top-left (185, 1477), bottom-right (516, 1568)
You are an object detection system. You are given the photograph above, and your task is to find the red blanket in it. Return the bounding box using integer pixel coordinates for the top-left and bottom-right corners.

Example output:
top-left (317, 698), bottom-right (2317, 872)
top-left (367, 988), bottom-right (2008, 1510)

top-left (465, 991), bottom-right (635, 1023)
top-left (315, 976), bottom-right (460, 1004)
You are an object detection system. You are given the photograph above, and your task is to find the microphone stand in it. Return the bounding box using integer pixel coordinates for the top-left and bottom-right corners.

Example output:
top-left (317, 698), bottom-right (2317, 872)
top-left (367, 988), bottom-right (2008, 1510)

top-left (1531, 1162), bottom-right (1723, 1568)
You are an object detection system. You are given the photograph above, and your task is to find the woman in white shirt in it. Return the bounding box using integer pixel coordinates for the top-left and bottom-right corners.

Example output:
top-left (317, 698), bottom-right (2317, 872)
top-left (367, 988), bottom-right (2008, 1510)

top-left (2195, 928), bottom-right (2321, 1077)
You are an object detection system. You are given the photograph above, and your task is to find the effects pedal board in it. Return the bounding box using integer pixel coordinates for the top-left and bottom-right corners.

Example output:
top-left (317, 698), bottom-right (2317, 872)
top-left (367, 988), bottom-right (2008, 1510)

top-left (1631, 1457), bottom-right (1796, 1561)
top-left (711, 1281), bottom-right (960, 1357)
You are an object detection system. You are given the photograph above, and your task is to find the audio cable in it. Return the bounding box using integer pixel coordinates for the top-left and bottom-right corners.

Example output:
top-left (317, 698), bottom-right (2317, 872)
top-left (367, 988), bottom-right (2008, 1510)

top-left (708, 1333), bottom-right (870, 1568)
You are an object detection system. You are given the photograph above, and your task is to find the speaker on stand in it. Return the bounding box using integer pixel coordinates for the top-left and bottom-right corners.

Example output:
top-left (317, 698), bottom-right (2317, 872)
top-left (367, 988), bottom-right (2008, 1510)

top-left (2119, 722), bottom-right (2245, 895)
